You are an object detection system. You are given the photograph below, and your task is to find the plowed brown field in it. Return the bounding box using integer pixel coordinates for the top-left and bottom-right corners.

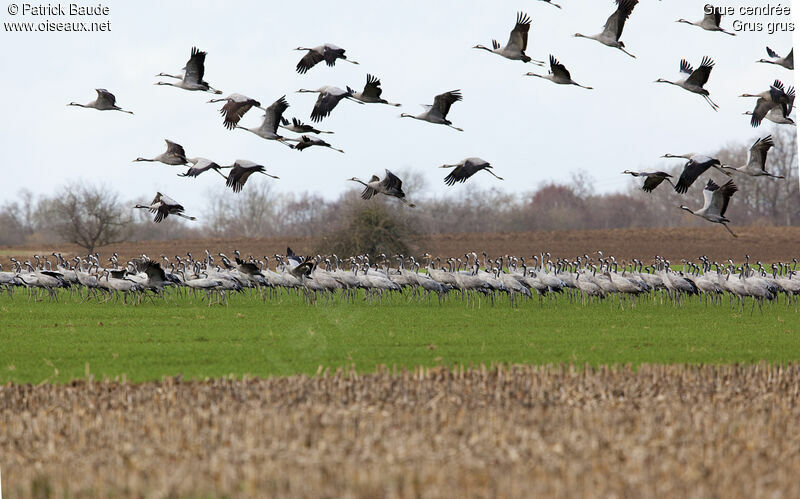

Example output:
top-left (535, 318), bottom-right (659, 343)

top-left (2, 226), bottom-right (798, 264)
top-left (2, 365), bottom-right (799, 498)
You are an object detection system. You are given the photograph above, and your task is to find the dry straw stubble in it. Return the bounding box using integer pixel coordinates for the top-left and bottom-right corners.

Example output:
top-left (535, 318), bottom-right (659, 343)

top-left (2, 364), bottom-right (800, 498)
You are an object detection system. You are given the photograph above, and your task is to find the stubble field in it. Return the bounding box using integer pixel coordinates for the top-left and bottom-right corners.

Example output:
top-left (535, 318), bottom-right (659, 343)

top-left (3, 365), bottom-right (800, 498)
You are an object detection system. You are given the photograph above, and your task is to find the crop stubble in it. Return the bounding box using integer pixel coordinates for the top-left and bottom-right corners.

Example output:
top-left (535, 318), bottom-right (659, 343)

top-left (2, 364), bottom-right (800, 498)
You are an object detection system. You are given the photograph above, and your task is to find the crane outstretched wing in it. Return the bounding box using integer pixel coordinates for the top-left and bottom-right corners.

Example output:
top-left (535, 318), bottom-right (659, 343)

top-left (506, 12), bottom-right (531, 52)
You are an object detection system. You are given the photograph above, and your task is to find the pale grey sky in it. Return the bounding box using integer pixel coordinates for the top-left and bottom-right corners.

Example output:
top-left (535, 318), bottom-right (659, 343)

top-left (0, 0), bottom-right (796, 212)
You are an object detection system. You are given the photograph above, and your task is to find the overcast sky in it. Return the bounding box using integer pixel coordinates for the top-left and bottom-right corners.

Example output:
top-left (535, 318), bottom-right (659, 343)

top-left (0, 0), bottom-right (796, 211)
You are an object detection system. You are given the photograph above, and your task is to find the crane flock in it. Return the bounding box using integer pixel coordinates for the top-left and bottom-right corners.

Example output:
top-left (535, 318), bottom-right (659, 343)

top-left (62, 1), bottom-right (794, 238)
top-left (2, 250), bottom-right (798, 313)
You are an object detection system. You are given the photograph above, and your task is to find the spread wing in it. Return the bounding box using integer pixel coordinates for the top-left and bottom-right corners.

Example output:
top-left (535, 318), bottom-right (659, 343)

top-left (153, 204), bottom-right (170, 223)
top-left (679, 59), bottom-right (694, 75)
top-left (766, 46), bottom-right (779, 59)
top-left (748, 135), bottom-right (773, 171)
top-left (165, 140), bottom-right (186, 158)
top-left (711, 180), bottom-right (737, 217)
top-left (444, 160), bottom-right (486, 186)
top-left (291, 117), bottom-right (318, 133)
top-left (362, 74), bottom-right (383, 99)
top-left (159, 194), bottom-right (182, 208)
top-left (235, 257), bottom-right (262, 276)
top-left (323, 46), bottom-right (345, 66)
top-left (142, 261), bottom-right (167, 283)
top-left (432, 90), bottom-right (462, 118)
top-left (675, 159), bottom-right (714, 194)
top-left (750, 97), bottom-right (777, 127)
top-left (703, 4), bottom-right (722, 27)
top-left (381, 169), bottom-right (407, 198)
top-left (95, 89), bottom-right (116, 107)
top-left (296, 49), bottom-right (324, 74)
top-left (360, 184), bottom-right (378, 200)
top-left (290, 260), bottom-right (315, 279)
top-left (220, 98), bottom-right (260, 130)
top-left (225, 166), bottom-right (249, 193)
top-left (311, 91), bottom-right (343, 122)
top-left (150, 192), bottom-right (164, 209)
top-left (184, 47), bottom-right (207, 84)
top-left (780, 86), bottom-right (795, 117)
top-left (641, 174), bottom-right (671, 193)
top-left (506, 12), bottom-right (531, 52)
top-left (443, 167), bottom-right (465, 186)
top-left (685, 56), bottom-right (714, 87)
top-left (603, 0), bottom-right (638, 41)
top-left (292, 137), bottom-right (309, 151)
top-left (260, 96), bottom-right (289, 134)
top-left (181, 159), bottom-right (220, 178)
top-left (699, 180), bottom-right (717, 212)
top-left (549, 55), bottom-right (571, 80)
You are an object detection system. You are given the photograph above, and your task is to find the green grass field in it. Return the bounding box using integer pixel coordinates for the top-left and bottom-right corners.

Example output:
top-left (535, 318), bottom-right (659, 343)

top-left (1, 290), bottom-right (799, 383)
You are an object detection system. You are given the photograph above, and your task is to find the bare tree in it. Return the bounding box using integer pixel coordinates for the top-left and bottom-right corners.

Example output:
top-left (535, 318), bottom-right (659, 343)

top-left (204, 183), bottom-right (280, 238)
top-left (0, 189), bottom-right (36, 246)
top-left (37, 183), bottom-right (131, 253)
top-left (273, 192), bottom-right (331, 237)
top-left (319, 194), bottom-right (413, 257)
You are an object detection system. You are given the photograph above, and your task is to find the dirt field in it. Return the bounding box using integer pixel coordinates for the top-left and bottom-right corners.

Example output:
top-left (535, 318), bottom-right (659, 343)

top-left (2, 226), bottom-right (799, 265)
top-left (2, 364), bottom-right (799, 498)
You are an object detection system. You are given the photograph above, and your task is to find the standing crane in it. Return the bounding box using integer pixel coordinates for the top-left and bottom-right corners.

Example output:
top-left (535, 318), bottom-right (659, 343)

top-left (473, 12), bottom-right (544, 65)
top-left (297, 86), bottom-right (363, 122)
top-left (655, 57), bottom-right (719, 111)
top-left (679, 179), bottom-right (738, 237)
top-left (68, 89), bottom-right (133, 114)
top-left (348, 74), bottom-right (402, 106)
top-left (721, 135), bottom-right (785, 178)
top-left (155, 47), bottom-right (222, 94)
top-left (348, 170), bottom-right (416, 207)
top-left (224, 160), bottom-right (279, 193)
top-left (525, 55), bottom-right (593, 89)
top-left (400, 90), bottom-right (463, 131)
top-left (440, 158), bottom-right (504, 185)
top-left (757, 47), bottom-right (793, 70)
top-left (133, 140), bottom-right (188, 165)
top-left (294, 44), bottom-right (358, 74)
top-left (134, 192), bottom-right (196, 223)
top-left (676, 4), bottom-right (736, 35)
top-left (207, 93), bottom-right (264, 129)
top-left (574, 0), bottom-right (639, 58)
